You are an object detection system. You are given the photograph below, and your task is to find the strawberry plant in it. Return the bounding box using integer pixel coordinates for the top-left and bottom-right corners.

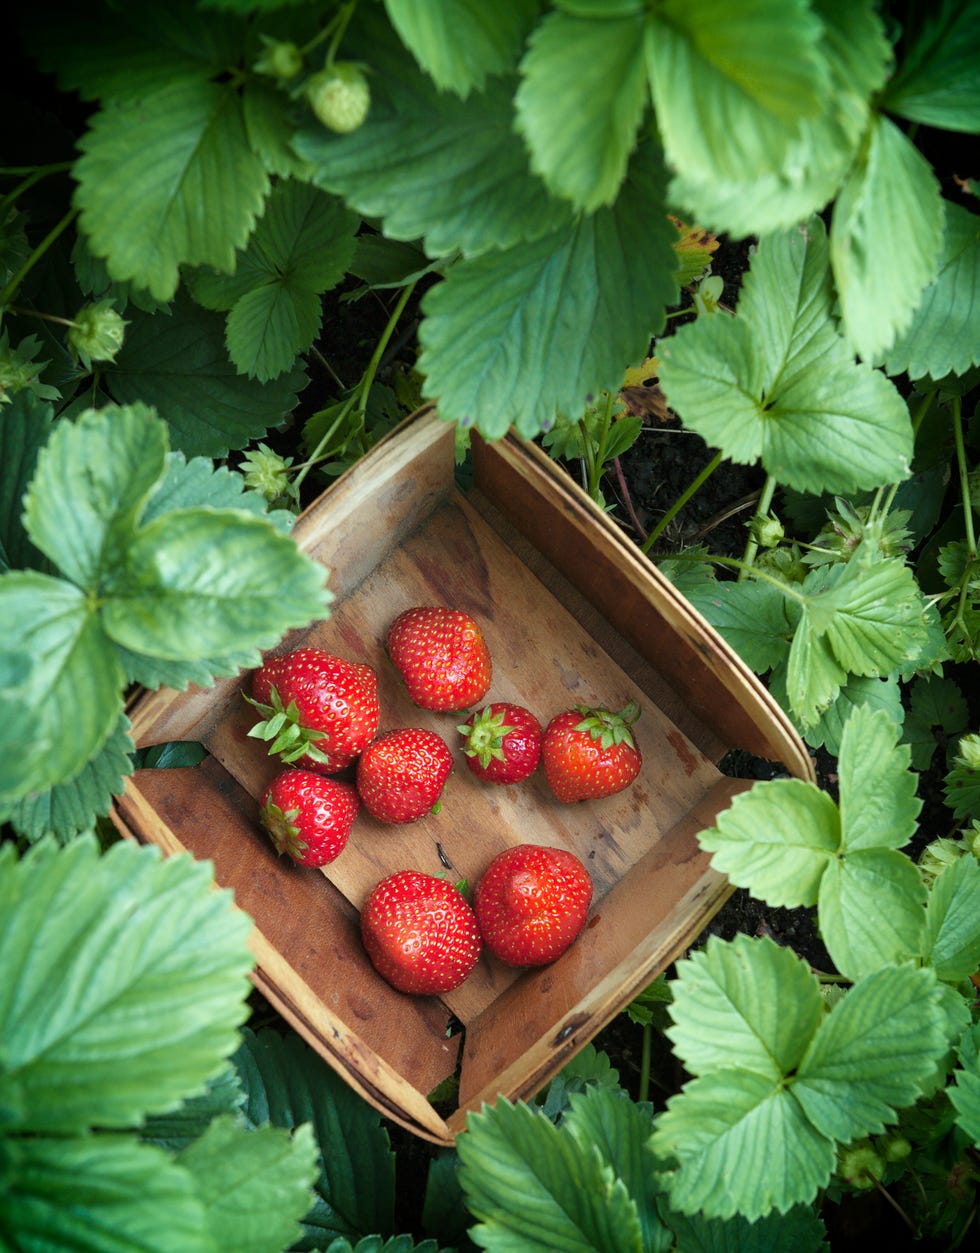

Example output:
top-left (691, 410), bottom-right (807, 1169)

top-left (2, 0), bottom-right (979, 1247)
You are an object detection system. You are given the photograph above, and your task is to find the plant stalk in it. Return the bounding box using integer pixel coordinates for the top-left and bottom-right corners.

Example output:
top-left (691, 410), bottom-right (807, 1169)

top-left (641, 449), bottom-right (723, 554)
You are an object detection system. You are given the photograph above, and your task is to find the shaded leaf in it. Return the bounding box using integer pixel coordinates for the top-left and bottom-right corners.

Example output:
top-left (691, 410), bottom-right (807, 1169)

top-left (882, 0), bottom-right (980, 131)
top-left (923, 853), bottom-right (980, 983)
top-left (0, 391), bottom-right (55, 573)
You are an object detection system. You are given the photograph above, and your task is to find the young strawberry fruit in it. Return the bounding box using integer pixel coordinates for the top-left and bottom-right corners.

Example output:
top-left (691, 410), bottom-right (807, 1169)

top-left (361, 870), bottom-right (482, 995)
top-left (356, 728), bottom-right (454, 823)
top-left (458, 702), bottom-right (542, 785)
top-left (473, 844), bottom-right (593, 967)
top-left (386, 606), bottom-right (492, 712)
top-left (247, 648), bottom-right (379, 773)
top-left (259, 769), bottom-right (359, 867)
top-left (542, 702), bottom-right (642, 802)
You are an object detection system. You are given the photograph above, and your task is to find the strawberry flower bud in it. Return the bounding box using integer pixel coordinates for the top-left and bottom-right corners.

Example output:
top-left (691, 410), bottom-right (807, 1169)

top-left (254, 37), bottom-right (303, 82)
top-left (68, 300), bottom-right (128, 369)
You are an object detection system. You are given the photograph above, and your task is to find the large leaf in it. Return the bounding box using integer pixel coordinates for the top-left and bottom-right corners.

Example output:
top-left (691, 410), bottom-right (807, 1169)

top-left (186, 179), bottom-right (359, 381)
top-left (0, 391), bottom-right (55, 572)
top-left (0, 572), bottom-right (124, 804)
top-left (793, 964), bottom-right (948, 1142)
top-left (882, 0), bottom-right (980, 132)
top-left (418, 143), bottom-right (678, 438)
top-left (0, 837), bottom-right (254, 1133)
top-left (923, 853), bottom-right (980, 983)
top-left (178, 1116), bottom-right (318, 1253)
top-left (105, 296), bottom-right (309, 457)
top-left (818, 849), bottom-right (927, 980)
top-left (235, 1027), bottom-right (396, 1248)
top-left (515, 7), bottom-right (649, 212)
top-left (384, 0), bottom-right (539, 97)
top-left (830, 113), bottom-right (945, 362)
top-left (100, 506), bottom-right (330, 661)
top-left (665, 0), bottom-right (890, 237)
top-left (22, 404), bottom-right (168, 589)
top-left (883, 202), bottom-right (980, 381)
top-left (659, 216), bottom-right (912, 496)
top-left (295, 9), bottom-right (571, 258)
top-left (74, 78), bottom-right (270, 301)
top-left (0, 1135), bottom-right (211, 1252)
top-left (458, 1097), bottom-right (645, 1251)
top-left (647, 0), bottom-right (826, 186)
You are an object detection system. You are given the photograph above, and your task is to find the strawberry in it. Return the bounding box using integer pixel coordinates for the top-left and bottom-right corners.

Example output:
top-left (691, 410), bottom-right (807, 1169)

top-left (305, 62), bottom-right (371, 134)
top-left (360, 870), bottom-right (482, 994)
top-left (386, 606), bottom-right (492, 712)
top-left (356, 728), bottom-right (454, 823)
top-left (247, 647), bottom-right (379, 773)
top-left (259, 769), bottom-right (359, 867)
top-left (458, 702), bottom-right (542, 785)
top-left (473, 844), bottom-right (593, 967)
top-left (541, 702), bottom-right (642, 802)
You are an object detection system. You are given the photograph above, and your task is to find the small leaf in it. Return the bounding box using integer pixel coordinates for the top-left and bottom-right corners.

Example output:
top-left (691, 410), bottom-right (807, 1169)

top-left (0, 391), bottom-right (55, 572)
top-left (837, 705), bottom-right (919, 853)
top-left (903, 673), bottom-right (969, 770)
top-left (801, 674), bottom-right (905, 757)
top-left (794, 964), bottom-right (948, 1143)
top-left (924, 853), bottom-right (980, 983)
top-left (949, 1023), bottom-right (980, 1145)
top-left (686, 579), bottom-right (794, 675)
top-left (818, 849), bottom-right (927, 980)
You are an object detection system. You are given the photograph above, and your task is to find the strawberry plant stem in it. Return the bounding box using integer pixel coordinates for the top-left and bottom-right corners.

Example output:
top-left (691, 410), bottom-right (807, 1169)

top-left (0, 162), bottom-right (73, 220)
top-left (739, 472), bottom-right (777, 578)
top-left (638, 1022), bottom-right (652, 1104)
top-left (641, 449), bottom-right (723, 553)
top-left (0, 207), bottom-right (78, 308)
top-left (953, 395), bottom-right (977, 558)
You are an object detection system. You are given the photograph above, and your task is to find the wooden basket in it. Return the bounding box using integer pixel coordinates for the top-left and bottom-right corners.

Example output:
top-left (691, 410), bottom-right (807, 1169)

top-left (112, 405), bottom-right (812, 1145)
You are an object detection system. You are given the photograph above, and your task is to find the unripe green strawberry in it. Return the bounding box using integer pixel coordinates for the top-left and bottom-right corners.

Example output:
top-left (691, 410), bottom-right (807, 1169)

top-left (68, 300), bottom-right (128, 369)
top-left (254, 37), bottom-right (303, 82)
top-left (306, 63), bottom-right (370, 134)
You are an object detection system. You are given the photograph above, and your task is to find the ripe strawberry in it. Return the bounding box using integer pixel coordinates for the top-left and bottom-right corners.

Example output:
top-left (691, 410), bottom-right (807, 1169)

top-left (247, 648), bottom-right (379, 773)
top-left (386, 606), bottom-right (492, 712)
top-left (259, 769), bottom-right (359, 867)
top-left (361, 870), bottom-right (482, 995)
top-left (542, 702), bottom-right (642, 802)
top-left (473, 844), bottom-right (593, 967)
top-left (356, 728), bottom-right (454, 823)
top-left (458, 702), bottom-right (542, 785)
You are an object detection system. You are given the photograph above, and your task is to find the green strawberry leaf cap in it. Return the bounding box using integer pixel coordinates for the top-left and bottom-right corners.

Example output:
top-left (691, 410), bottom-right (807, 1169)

top-left (573, 701), bottom-right (641, 751)
top-left (259, 798), bottom-right (307, 860)
top-left (244, 686), bottom-right (330, 765)
top-left (457, 706), bottom-right (517, 769)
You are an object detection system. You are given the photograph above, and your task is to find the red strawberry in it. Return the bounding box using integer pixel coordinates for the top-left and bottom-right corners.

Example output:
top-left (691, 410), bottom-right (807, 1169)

top-left (458, 702), bottom-right (542, 785)
top-left (356, 728), bottom-right (454, 823)
top-left (542, 702), bottom-right (642, 802)
top-left (386, 606), bottom-right (492, 712)
top-left (247, 647), bottom-right (379, 772)
top-left (473, 844), bottom-right (592, 967)
top-left (361, 870), bottom-right (482, 994)
top-left (259, 769), bottom-right (359, 867)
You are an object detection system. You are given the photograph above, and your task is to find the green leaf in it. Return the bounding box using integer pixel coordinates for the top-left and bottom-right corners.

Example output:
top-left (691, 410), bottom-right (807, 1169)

top-left (384, 0), bottom-right (539, 97)
top-left (837, 705), bottom-right (918, 853)
top-left (243, 80), bottom-right (314, 181)
top-left (296, 9), bottom-right (571, 258)
top-left (882, 0), bottom-right (980, 131)
top-left (666, 934), bottom-right (825, 1080)
top-left (949, 1023), bottom-right (980, 1145)
top-left (0, 392), bottom-right (55, 572)
top-left (515, 8), bottom-right (649, 212)
top-left (686, 579), bottom-right (794, 674)
top-left (0, 1134), bottom-right (211, 1252)
top-left (142, 451), bottom-right (295, 535)
top-left (659, 216), bottom-right (913, 496)
top-left (105, 295), bottom-right (309, 457)
top-left (100, 507), bottom-right (330, 662)
top-left (794, 964), bottom-right (948, 1142)
top-left (235, 1026), bottom-right (396, 1247)
top-left (784, 611), bottom-right (849, 729)
top-left (831, 112), bottom-right (945, 361)
top-left (945, 734), bottom-right (980, 821)
top-left (666, 0), bottom-right (890, 237)
top-left (668, 1205), bottom-right (829, 1253)
top-left (647, 0), bottom-right (827, 186)
top-left (903, 673), bottom-right (969, 769)
top-left (178, 1116), bottom-right (318, 1253)
top-left (0, 836), bottom-right (253, 1133)
top-left (418, 143), bottom-right (678, 438)
top-left (698, 779), bottom-right (840, 909)
top-left (0, 572), bottom-right (124, 804)
top-left (801, 674), bottom-right (905, 757)
top-left (8, 713), bottom-right (134, 844)
top-left (141, 1064), bottom-right (244, 1152)
top-left (923, 853), bottom-right (980, 983)
top-left (186, 180), bottom-right (358, 381)
top-left (74, 78), bottom-right (270, 301)
top-left (818, 849), bottom-right (927, 979)
top-left (22, 404), bottom-right (168, 589)
top-left (458, 1098), bottom-right (644, 1251)
top-left (883, 202), bottom-right (980, 381)
top-left (652, 1068), bottom-right (835, 1221)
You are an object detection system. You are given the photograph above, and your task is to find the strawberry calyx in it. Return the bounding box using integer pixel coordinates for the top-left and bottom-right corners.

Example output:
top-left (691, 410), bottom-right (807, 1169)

top-left (457, 706), bottom-right (517, 769)
top-left (258, 797), bottom-right (307, 860)
top-left (573, 701), bottom-right (641, 751)
top-left (244, 686), bottom-right (331, 765)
